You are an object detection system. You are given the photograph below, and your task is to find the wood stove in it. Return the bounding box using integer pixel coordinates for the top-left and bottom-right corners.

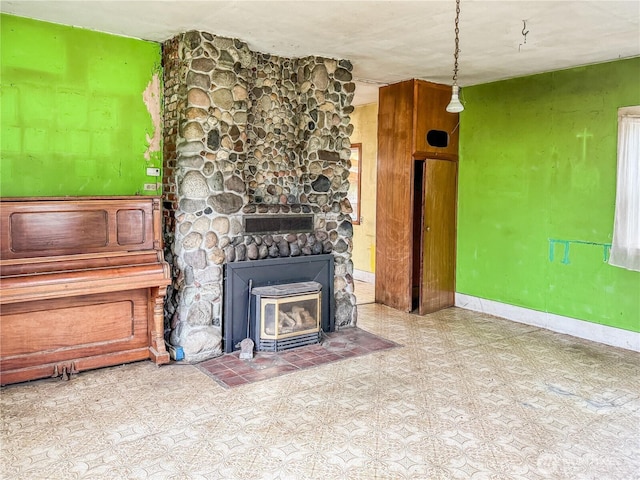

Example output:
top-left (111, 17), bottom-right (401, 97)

top-left (223, 255), bottom-right (334, 353)
top-left (252, 281), bottom-right (322, 351)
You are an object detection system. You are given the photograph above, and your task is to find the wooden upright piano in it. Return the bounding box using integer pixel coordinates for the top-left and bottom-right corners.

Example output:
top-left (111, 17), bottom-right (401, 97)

top-left (0, 196), bottom-right (171, 385)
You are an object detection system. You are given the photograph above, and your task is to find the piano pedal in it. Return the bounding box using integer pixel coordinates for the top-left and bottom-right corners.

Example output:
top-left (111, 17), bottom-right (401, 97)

top-left (51, 363), bottom-right (79, 381)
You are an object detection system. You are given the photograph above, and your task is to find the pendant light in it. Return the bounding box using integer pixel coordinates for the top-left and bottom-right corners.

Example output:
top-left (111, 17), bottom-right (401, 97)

top-left (446, 0), bottom-right (464, 113)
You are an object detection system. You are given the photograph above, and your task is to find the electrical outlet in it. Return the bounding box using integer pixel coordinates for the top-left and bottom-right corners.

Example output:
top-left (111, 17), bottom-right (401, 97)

top-left (146, 167), bottom-right (161, 176)
top-left (143, 183), bottom-right (159, 191)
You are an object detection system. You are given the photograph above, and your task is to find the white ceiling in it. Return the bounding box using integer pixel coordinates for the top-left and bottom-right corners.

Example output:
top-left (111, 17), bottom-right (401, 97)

top-left (2, 0), bottom-right (639, 105)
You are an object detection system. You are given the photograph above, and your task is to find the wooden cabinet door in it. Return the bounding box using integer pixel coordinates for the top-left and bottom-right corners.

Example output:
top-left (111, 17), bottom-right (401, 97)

top-left (419, 158), bottom-right (457, 314)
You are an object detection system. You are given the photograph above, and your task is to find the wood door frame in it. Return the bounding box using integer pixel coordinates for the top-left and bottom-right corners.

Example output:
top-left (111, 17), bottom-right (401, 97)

top-left (349, 143), bottom-right (362, 225)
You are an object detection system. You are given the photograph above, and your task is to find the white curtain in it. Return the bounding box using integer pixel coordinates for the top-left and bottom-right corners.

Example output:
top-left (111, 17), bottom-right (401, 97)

top-left (609, 108), bottom-right (640, 272)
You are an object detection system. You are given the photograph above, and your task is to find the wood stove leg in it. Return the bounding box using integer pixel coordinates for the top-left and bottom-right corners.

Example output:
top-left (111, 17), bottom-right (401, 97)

top-left (149, 287), bottom-right (170, 365)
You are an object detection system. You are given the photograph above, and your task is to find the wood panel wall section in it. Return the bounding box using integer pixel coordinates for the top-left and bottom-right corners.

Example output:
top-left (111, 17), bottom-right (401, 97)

top-left (375, 79), bottom-right (459, 313)
top-left (376, 80), bottom-right (415, 311)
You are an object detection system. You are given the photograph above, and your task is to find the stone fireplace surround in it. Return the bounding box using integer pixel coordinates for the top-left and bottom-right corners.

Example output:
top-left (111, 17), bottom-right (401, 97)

top-left (162, 31), bottom-right (357, 362)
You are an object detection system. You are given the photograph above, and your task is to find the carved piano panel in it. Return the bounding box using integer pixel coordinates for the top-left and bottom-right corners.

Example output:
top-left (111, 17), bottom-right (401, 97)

top-left (1, 197), bottom-right (157, 259)
top-left (0, 197), bottom-right (170, 385)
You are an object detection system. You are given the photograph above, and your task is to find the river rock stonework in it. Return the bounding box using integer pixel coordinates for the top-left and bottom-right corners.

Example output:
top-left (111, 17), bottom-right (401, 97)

top-left (162, 31), bottom-right (357, 362)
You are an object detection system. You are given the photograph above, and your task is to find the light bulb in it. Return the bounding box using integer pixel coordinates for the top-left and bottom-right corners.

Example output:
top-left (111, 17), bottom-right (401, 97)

top-left (446, 85), bottom-right (464, 113)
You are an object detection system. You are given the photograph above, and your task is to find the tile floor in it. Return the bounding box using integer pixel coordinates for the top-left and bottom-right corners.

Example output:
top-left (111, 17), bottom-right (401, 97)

top-left (1, 302), bottom-right (639, 479)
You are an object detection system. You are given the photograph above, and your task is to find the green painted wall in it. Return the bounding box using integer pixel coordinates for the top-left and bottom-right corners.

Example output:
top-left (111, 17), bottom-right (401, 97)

top-left (457, 58), bottom-right (640, 332)
top-left (0, 14), bottom-right (162, 197)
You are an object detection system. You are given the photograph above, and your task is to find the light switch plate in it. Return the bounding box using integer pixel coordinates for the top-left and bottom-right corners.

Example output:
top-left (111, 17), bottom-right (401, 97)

top-left (146, 167), bottom-right (161, 176)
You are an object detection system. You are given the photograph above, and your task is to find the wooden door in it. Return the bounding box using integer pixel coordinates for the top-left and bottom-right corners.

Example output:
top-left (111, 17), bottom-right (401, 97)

top-left (419, 158), bottom-right (457, 314)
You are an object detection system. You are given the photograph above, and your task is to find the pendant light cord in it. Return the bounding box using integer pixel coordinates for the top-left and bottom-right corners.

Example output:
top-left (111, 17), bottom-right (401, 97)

top-left (452, 0), bottom-right (461, 86)
top-left (446, 0), bottom-right (464, 113)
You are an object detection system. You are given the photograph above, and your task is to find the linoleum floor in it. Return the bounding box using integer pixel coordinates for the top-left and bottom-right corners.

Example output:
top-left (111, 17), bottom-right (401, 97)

top-left (1, 303), bottom-right (638, 479)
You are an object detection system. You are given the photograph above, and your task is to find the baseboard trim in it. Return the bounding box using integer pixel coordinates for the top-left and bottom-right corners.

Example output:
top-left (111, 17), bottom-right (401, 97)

top-left (354, 269), bottom-right (375, 284)
top-left (455, 293), bottom-right (639, 352)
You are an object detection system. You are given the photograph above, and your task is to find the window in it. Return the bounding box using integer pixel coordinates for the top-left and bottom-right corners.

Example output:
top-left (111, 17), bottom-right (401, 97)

top-left (347, 144), bottom-right (362, 225)
top-left (609, 106), bottom-right (640, 271)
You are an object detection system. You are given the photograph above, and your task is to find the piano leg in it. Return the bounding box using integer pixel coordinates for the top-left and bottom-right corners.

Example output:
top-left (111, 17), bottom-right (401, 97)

top-left (149, 287), bottom-right (170, 365)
